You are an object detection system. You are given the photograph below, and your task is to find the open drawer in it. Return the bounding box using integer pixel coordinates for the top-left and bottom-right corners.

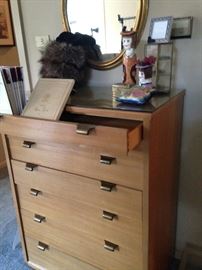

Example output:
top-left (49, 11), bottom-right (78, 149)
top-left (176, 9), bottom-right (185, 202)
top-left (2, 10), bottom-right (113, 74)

top-left (0, 114), bottom-right (143, 155)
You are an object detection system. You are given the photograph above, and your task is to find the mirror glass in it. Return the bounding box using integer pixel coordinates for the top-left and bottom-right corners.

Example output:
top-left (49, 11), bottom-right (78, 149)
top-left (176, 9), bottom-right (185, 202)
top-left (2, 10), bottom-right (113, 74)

top-left (63, 0), bottom-right (148, 69)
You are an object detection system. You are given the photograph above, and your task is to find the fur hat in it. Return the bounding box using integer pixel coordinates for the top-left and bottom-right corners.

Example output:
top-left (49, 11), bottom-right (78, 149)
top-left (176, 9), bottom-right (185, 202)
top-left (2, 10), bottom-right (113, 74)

top-left (39, 32), bottom-right (101, 88)
top-left (56, 32), bottom-right (101, 60)
top-left (39, 41), bottom-right (86, 88)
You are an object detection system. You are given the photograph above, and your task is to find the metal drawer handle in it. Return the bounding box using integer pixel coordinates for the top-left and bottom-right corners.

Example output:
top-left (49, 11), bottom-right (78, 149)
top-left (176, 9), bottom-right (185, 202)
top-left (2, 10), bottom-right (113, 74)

top-left (37, 241), bottom-right (49, 251)
top-left (100, 181), bottom-right (116, 192)
top-left (30, 188), bottom-right (41, 196)
top-left (76, 124), bottom-right (95, 135)
top-left (25, 163), bottom-right (38, 171)
top-left (104, 240), bottom-right (119, 252)
top-left (103, 210), bottom-right (117, 221)
top-left (34, 214), bottom-right (46, 223)
top-left (22, 141), bottom-right (36, 148)
top-left (100, 155), bottom-right (115, 165)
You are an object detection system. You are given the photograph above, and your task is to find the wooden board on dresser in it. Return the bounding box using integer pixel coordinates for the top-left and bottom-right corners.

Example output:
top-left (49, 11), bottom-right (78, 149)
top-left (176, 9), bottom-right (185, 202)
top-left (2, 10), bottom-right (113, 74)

top-left (0, 90), bottom-right (185, 270)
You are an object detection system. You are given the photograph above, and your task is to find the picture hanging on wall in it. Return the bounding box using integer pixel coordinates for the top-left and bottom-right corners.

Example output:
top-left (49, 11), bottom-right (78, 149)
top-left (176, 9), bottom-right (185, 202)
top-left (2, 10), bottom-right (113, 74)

top-left (0, 0), bottom-right (14, 46)
top-left (171, 16), bottom-right (193, 39)
top-left (148, 16), bottom-right (173, 43)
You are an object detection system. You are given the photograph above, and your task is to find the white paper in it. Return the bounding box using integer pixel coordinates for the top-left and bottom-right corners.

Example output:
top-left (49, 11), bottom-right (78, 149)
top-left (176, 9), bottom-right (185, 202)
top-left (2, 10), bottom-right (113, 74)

top-left (152, 21), bottom-right (168, 39)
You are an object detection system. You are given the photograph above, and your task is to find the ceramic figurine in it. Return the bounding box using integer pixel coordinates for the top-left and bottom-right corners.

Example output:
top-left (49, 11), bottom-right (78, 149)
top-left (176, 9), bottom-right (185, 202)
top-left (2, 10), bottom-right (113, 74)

top-left (121, 29), bottom-right (137, 85)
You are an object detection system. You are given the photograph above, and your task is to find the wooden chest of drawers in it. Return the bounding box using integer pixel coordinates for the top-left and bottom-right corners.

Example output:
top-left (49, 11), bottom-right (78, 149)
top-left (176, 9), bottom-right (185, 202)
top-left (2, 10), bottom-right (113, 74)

top-left (0, 90), bottom-right (184, 270)
top-left (0, 136), bottom-right (6, 170)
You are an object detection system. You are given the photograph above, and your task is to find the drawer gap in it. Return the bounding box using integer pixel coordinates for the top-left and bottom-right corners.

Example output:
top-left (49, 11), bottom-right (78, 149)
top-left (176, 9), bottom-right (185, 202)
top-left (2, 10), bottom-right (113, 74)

top-left (60, 113), bottom-right (142, 131)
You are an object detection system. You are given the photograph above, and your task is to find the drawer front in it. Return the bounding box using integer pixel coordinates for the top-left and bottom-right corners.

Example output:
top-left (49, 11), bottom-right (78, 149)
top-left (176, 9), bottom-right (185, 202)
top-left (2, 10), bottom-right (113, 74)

top-left (9, 137), bottom-right (144, 190)
top-left (12, 160), bottom-right (142, 218)
top-left (23, 213), bottom-right (143, 270)
top-left (17, 182), bottom-right (142, 249)
top-left (1, 115), bottom-right (142, 155)
top-left (26, 236), bottom-right (100, 270)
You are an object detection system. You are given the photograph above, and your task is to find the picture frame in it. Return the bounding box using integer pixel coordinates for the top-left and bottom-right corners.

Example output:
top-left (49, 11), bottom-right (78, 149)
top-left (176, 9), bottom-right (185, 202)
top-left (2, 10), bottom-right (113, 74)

top-left (0, 0), bottom-right (14, 46)
top-left (148, 16), bottom-right (173, 43)
top-left (171, 16), bottom-right (193, 39)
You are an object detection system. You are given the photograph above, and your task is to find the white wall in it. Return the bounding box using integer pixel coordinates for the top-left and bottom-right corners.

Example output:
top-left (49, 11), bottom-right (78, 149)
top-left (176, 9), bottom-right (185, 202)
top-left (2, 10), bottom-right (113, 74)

top-left (19, 0), bottom-right (202, 256)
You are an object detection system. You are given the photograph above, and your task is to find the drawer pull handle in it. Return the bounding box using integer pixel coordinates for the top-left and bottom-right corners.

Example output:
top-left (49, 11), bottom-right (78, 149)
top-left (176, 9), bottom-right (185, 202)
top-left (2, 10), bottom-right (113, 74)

top-left (34, 214), bottom-right (46, 223)
top-left (103, 210), bottom-right (117, 221)
top-left (104, 240), bottom-right (119, 252)
top-left (25, 163), bottom-right (38, 171)
top-left (100, 155), bottom-right (115, 165)
top-left (37, 241), bottom-right (49, 251)
top-left (22, 141), bottom-right (35, 148)
top-left (30, 188), bottom-right (41, 196)
top-left (76, 124), bottom-right (95, 135)
top-left (100, 181), bottom-right (116, 192)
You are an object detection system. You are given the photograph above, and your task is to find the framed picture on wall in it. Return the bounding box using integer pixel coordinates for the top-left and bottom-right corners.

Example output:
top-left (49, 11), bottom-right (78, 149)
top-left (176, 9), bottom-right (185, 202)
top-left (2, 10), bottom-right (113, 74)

top-left (171, 17), bottom-right (193, 39)
top-left (148, 16), bottom-right (173, 43)
top-left (0, 0), bottom-right (14, 46)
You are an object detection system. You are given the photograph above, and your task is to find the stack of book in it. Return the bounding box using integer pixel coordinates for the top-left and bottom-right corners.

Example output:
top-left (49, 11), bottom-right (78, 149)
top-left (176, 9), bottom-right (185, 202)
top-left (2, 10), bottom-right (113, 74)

top-left (0, 66), bottom-right (26, 115)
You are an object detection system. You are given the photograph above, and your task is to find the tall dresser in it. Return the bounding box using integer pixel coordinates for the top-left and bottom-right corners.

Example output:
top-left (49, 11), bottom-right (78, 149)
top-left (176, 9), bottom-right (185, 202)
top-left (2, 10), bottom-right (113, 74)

top-left (0, 136), bottom-right (6, 170)
top-left (0, 87), bottom-right (185, 270)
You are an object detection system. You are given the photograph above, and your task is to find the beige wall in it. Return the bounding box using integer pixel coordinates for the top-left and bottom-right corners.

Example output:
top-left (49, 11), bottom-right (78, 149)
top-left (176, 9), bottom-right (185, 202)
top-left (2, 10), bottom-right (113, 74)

top-left (18, 0), bottom-right (202, 256)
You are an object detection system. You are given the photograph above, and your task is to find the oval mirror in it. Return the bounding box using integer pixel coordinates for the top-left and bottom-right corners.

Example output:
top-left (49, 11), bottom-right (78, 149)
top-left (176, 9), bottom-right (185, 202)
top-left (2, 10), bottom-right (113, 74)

top-left (62, 0), bottom-right (148, 70)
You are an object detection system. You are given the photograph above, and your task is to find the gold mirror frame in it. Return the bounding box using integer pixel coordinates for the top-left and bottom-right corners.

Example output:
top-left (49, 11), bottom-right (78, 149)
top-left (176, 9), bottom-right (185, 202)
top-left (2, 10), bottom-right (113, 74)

top-left (62, 0), bottom-right (149, 70)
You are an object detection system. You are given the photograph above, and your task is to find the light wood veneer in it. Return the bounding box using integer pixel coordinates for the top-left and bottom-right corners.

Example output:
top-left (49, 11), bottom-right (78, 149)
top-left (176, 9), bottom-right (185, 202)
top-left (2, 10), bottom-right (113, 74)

top-left (0, 91), bottom-right (185, 270)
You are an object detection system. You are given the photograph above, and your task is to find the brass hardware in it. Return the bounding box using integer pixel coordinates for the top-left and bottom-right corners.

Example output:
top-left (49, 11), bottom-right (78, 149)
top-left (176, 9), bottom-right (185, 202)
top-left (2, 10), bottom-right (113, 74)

top-left (25, 163), bottom-right (38, 171)
top-left (76, 124), bottom-right (95, 135)
top-left (30, 188), bottom-right (41, 196)
top-left (100, 155), bottom-right (115, 165)
top-left (37, 241), bottom-right (49, 251)
top-left (34, 214), bottom-right (46, 223)
top-left (22, 141), bottom-right (36, 148)
top-left (100, 181), bottom-right (116, 192)
top-left (102, 210), bottom-right (117, 221)
top-left (104, 240), bottom-right (119, 252)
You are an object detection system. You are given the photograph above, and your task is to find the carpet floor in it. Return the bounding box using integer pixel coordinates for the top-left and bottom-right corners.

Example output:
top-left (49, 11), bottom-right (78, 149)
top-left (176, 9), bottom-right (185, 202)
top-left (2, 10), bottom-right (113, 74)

top-left (0, 176), bottom-right (30, 270)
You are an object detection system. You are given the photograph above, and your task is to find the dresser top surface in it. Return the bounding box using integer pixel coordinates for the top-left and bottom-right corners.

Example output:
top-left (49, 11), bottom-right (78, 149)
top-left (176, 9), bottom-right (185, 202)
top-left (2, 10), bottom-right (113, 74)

top-left (67, 86), bottom-right (184, 113)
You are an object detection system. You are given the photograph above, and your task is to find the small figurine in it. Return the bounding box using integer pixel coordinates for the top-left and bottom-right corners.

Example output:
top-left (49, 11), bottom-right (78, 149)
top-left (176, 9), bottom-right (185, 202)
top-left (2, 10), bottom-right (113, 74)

top-left (121, 28), bottom-right (137, 85)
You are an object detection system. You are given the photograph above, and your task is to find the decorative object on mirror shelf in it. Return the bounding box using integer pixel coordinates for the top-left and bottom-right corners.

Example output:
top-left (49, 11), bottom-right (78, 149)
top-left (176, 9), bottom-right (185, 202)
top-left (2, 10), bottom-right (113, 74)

top-left (136, 56), bottom-right (156, 88)
top-left (171, 17), bottom-right (193, 39)
top-left (0, 0), bottom-right (14, 46)
top-left (148, 16), bottom-right (173, 43)
top-left (39, 32), bottom-right (101, 89)
top-left (145, 42), bottom-right (173, 93)
top-left (121, 28), bottom-right (137, 85)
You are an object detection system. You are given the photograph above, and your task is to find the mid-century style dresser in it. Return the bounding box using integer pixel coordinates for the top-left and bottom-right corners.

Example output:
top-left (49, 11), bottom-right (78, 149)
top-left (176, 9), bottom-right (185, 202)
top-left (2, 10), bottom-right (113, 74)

top-left (0, 87), bottom-right (185, 270)
top-left (0, 136), bottom-right (6, 170)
